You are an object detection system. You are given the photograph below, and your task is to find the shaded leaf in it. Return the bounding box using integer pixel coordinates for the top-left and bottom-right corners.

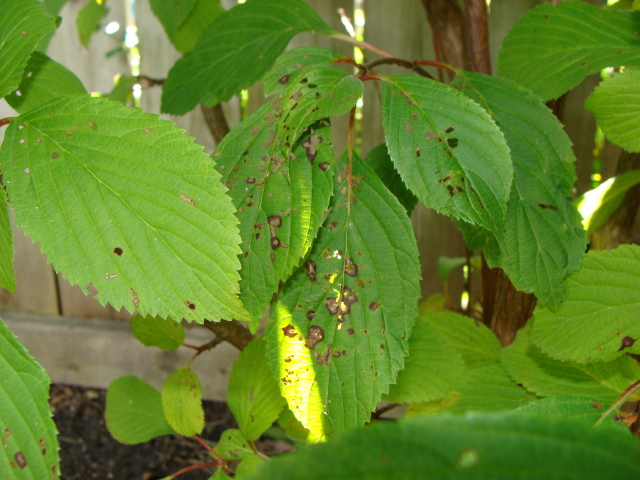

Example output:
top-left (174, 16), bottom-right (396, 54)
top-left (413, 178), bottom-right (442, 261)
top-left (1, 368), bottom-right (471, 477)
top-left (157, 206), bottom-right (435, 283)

top-left (0, 317), bottom-right (60, 479)
top-left (243, 413), bottom-right (640, 480)
top-left (0, 0), bottom-right (57, 99)
top-left (209, 470), bottom-right (232, 480)
top-left (130, 315), bottom-right (184, 351)
top-left (76, 0), bottom-right (108, 47)
top-left (532, 245), bottom-right (640, 363)
top-left (263, 47), bottom-right (343, 96)
top-left (577, 170), bottom-right (640, 234)
top-left (0, 95), bottom-right (248, 323)
top-left (105, 376), bottom-right (176, 444)
top-left (151, 0), bottom-right (223, 54)
top-left (5, 52), bottom-right (86, 114)
top-left (161, 0), bottom-right (335, 115)
top-left (381, 75), bottom-right (512, 236)
top-left (364, 143), bottom-right (418, 214)
top-left (586, 67), bottom-right (640, 152)
top-left (502, 323), bottom-right (640, 402)
top-left (162, 368), bottom-right (204, 436)
top-left (102, 74), bottom-right (136, 104)
top-left (408, 364), bottom-right (534, 416)
top-left (453, 72), bottom-right (586, 307)
top-left (385, 319), bottom-right (466, 404)
top-left (227, 337), bottom-right (286, 441)
top-left (497, 1), bottom-right (640, 101)
top-left (235, 455), bottom-right (267, 479)
top-left (0, 186), bottom-right (15, 293)
top-left (215, 106), bottom-right (334, 331)
top-left (214, 429), bottom-right (254, 461)
top-left (266, 151), bottom-right (421, 439)
top-left (277, 407), bottom-right (309, 442)
top-left (422, 311), bottom-right (500, 369)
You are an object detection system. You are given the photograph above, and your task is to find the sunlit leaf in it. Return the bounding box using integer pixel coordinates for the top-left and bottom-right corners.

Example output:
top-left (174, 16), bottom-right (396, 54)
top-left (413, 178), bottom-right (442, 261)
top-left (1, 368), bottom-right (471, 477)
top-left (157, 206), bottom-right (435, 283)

top-left (266, 151), bottom-right (421, 439)
top-left (162, 368), bottom-right (204, 436)
top-left (214, 429), bottom-right (254, 461)
top-left (532, 245), bottom-right (640, 363)
top-left (0, 95), bottom-right (248, 323)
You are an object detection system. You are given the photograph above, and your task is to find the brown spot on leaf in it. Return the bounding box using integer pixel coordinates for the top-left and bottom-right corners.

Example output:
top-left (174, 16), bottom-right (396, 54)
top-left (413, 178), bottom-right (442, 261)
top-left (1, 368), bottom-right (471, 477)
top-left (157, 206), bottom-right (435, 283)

top-left (326, 297), bottom-right (340, 315)
top-left (144, 127), bottom-right (152, 134)
top-left (246, 177), bottom-right (256, 184)
top-left (404, 121), bottom-right (414, 134)
top-left (88, 121), bottom-right (98, 131)
top-left (306, 310), bottom-right (316, 320)
top-left (318, 161), bottom-right (330, 171)
top-left (251, 126), bottom-right (261, 136)
top-left (268, 215), bottom-right (282, 227)
top-left (130, 288), bottom-right (139, 308)
top-left (344, 257), bottom-right (358, 277)
top-left (333, 350), bottom-right (341, 357)
top-left (301, 134), bottom-right (322, 163)
top-left (347, 327), bottom-right (355, 335)
top-left (113, 247), bottom-right (123, 256)
top-left (619, 336), bottom-right (636, 351)
top-left (306, 325), bottom-right (325, 349)
top-left (278, 74), bottom-right (290, 85)
top-left (50, 151), bottom-right (60, 160)
top-left (179, 194), bottom-right (196, 205)
top-left (65, 129), bottom-right (74, 137)
top-left (538, 203), bottom-right (559, 211)
top-left (282, 325), bottom-right (297, 337)
top-left (185, 301), bottom-right (196, 310)
top-left (369, 301), bottom-right (380, 311)
top-left (271, 237), bottom-right (281, 249)
top-left (305, 260), bottom-right (317, 281)
top-left (15, 452), bottom-right (26, 468)
top-left (4, 429), bottom-right (10, 436)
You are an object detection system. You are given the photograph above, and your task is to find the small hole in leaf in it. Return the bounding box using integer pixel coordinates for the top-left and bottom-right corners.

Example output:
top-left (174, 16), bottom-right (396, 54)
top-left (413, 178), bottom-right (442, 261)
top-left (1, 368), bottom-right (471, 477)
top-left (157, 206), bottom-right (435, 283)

top-left (279, 74), bottom-right (290, 84)
top-left (185, 301), bottom-right (196, 310)
top-left (113, 247), bottom-right (123, 256)
top-left (19, 139), bottom-right (25, 144)
top-left (447, 137), bottom-right (459, 148)
top-left (144, 128), bottom-right (152, 134)
top-left (444, 126), bottom-right (455, 134)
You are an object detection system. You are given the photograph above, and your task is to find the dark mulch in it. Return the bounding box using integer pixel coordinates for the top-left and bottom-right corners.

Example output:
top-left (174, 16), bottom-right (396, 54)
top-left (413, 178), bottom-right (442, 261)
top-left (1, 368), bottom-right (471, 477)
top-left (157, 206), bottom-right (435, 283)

top-left (50, 383), bottom-right (236, 480)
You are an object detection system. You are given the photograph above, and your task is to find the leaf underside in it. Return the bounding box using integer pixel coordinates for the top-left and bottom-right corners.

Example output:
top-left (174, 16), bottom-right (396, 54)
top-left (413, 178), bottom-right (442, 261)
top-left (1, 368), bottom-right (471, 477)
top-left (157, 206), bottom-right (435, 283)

top-left (0, 95), bottom-right (248, 323)
top-left (266, 152), bottom-right (421, 440)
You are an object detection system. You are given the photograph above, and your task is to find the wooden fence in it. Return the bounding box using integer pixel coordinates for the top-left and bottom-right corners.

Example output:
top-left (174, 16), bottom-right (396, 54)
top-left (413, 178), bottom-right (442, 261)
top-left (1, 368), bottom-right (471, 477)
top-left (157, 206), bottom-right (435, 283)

top-left (0, 0), bottom-right (616, 321)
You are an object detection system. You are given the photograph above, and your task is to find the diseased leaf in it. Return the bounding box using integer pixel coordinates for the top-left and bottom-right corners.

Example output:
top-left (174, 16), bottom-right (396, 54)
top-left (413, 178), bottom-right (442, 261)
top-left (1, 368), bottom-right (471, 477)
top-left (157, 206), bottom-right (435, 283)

top-left (277, 407), bottom-right (310, 442)
top-left (227, 337), bottom-right (286, 441)
top-left (364, 143), bottom-right (418, 215)
top-left (215, 106), bottom-right (334, 331)
top-left (422, 311), bottom-right (500, 369)
top-left (381, 75), bottom-right (512, 237)
top-left (408, 364), bottom-right (534, 417)
top-left (0, 186), bottom-right (15, 293)
top-left (5, 52), bottom-right (86, 114)
top-left (453, 72), bottom-right (586, 307)
top-left (502, 323), bottom-right (640, 402)
top-left (214, 429), bottom-right (255, 461)
top-left (151, 0), bottom-right (224, 54)
top-left (130, 315), bottom-right (185, 351)
top-left (105, 376), bottom-right (176, 444)
top-left (497, 2), bottom-right (640, 101)
top-left (161, 0), bottom-right (335, 115)
top-left (161, 368), bottom-right (204, 436)
top-left (532, 245), bottom-right (640, 363)
top-left (266, 152), bottom-right (421, 439)
top-left (586, 67), bottom-right (640, 152)
top-left (577, 170), bottom-right (640, 234)
top-left (243, 413), bottom-right (640, 480)
top-left (0, 0), bottom-right (57, 99)
top-left (263, 47), bottom-right (343, 96)
top-left (385, 319), bottom-right (466, 404)
top-left (0, 95), bottom-right (248, 324)
top-left (0, 317), bottom-right (60, 479)
top-left (76, 0), bottom-right (108, 47)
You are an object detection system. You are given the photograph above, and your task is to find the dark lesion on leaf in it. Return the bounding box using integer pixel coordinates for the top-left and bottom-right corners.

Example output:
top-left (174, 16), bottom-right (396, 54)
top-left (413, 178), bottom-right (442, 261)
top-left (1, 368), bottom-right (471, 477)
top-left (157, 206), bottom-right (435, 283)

top-left (538, 203), bottom-right (559, 211)
top-left (282, 325), bottom-right (297, 338)
top-left (113, 247), bottom-right (123, 256)
top-left (344, 257), bottom-right (358, 277)
top-left (306, 325), bottom-right (324, 350)
top-left (619, 336), bottom-right (636, 351)
top-left (184, 301), bottom-right (196, 310)
top-left (279, 74), bottom-right (290, 85)
top-left (305, 260), bottom-right (317, 281)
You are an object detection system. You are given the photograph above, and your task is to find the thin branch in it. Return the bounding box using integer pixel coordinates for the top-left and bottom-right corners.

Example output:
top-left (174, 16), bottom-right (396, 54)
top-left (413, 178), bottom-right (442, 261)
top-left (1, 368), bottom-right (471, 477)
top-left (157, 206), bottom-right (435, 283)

top-left (201, 104), bottom-right (231, 146)
top-left (413, 59), bottom-right (457, 75)
top-left (203, 319), bottom-right (253, 351)
top-left (185, 336), bottom-right (225, 367)
top-left (463, 0), bottom-right (492, 74)
top-left (170, 461), bottom-right (219, 479)
top-left (328, 33), bottom-right (395, 59)
top-left (193, 435), bottom-right (227, 464)
top-left (363, 58), bottom-right (435, 80)
top-left (596, 378), bottom-right (640, 427)
top-left (371, 403), bottom-right (400, 420)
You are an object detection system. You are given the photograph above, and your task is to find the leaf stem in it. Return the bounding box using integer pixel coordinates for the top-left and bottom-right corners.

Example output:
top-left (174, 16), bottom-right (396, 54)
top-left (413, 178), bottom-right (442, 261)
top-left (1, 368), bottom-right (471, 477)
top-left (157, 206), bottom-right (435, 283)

top-left (185, 337), bottom-right (224, 367)
top-left (363, 58), bottom-right (435, 80)
top-left (0, 117), bottom-right (12, 128)
top-left (595, 378), bottom-right (640, 427)
top-left (413, 59), bottom-right (457, 75)
top-left (347, 107), bottom-right (356, 215)
top-left (170, 461), bottom-right (220, 478)
top-left (328, 33), bottom-right (395, 59)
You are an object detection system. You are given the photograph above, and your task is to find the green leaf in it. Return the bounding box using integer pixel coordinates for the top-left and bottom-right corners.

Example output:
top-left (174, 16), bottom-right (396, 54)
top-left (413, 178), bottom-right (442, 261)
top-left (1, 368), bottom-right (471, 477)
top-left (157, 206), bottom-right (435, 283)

top-left (102, 74), bottom-right (136, 104)
top-left (364, 143), bottom-right (418, 215)
top-left (452, 72), bottom-right (587, 307)
top-left (161, 0), bottom-right (335, 115)
top-left (130, 315), bottom-right (184, 351)
top-left (215, 107), bottom-right (334, 330)
top-left (151, 0), bottom-right (224, 54)
top-left (37, 0), bottom-right (69, 53)
top-left (381, 75), bottom-right (512, 237)
top-left (5, 52), bottom-right (86, 114)
top-left (209, 469), bottom-right (232, 480)
top-left (214, 429), bottom-right (255, 461)
top-left (497, 2), bottom-right (640, 101)
top-left (0, 0), bottom-right (57, 99)
top-left (263, 47), bottom-right (343, 96)
top-left (277, 407), bottom-right (310, 442)
top-left (0, 95), bottom-right (248, 324)
top-left (513, 396), bottom-right (627, 431)
top-left (161, 367), bottom-right (204, 436)
top-left (586, 68), bottom-right (640, 152)
top-left (235, 455), bottom-right (267, 479)
top-left (385, 319), bottom-right (466, 404)
top-left (243, 413), bottom-right (640, 480)
top-left (0, 317), bottom-right (60, 479)
top-left (266, 151), bottom-right (421, 439)
top-left (0, 185), bottom-right (15, 293)
top-left (502, 323), bottom-right (640, 402)
top-left (577, 170), bottom-right (640, 234)
top-left (532, 245), bottom-right (640, 363)
top-left (408, 364), bottom-right (534, 416)
top-left (227, 337), bottom-right (286, 441)
top-left (76, 0), bottom-right (108, 47)
top-left (105, 376), bottom-right (176, 444)
top-left (421, 311), bottom-right (501, 369)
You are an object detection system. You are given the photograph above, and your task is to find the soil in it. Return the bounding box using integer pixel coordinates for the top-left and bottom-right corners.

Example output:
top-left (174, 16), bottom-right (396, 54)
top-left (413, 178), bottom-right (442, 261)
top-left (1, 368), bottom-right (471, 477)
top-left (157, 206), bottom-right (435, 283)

top-left (50, 383), bottom-right (250, 480)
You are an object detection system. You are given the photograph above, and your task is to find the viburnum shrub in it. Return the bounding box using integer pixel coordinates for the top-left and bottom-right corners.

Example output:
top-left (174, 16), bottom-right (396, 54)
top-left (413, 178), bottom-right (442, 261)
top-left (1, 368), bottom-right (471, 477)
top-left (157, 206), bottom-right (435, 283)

top-left (1, 0), bottom-right (640, 478)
